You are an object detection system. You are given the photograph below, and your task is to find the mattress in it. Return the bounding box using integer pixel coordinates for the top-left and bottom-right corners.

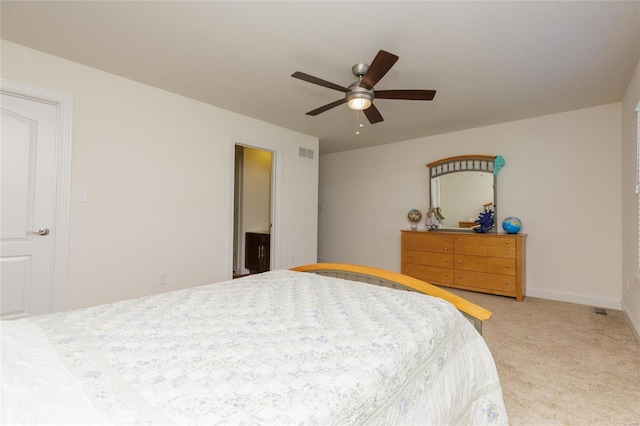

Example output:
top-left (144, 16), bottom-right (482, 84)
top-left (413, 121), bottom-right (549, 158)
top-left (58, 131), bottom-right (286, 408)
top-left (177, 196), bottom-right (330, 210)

top-left (1, 269), bottom-right (507, 425)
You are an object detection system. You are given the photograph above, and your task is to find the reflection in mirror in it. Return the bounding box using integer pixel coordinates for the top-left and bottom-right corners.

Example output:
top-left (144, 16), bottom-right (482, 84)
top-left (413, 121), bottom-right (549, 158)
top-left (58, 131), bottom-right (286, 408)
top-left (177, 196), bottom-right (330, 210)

top-left (427, 155), bottom-right (497, 232)
top-left (431, 172), bottom-right (494, 228)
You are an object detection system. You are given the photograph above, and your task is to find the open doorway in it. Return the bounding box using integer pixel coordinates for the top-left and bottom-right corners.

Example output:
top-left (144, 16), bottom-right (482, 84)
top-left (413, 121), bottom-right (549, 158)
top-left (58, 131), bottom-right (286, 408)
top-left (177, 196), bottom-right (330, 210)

top-left (233, 144), bottom-right (273, 278)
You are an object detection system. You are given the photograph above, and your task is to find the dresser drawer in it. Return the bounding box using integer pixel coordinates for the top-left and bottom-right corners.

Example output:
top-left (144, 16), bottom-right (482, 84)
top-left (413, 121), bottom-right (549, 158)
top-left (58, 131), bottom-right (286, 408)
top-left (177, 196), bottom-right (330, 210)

top-left (453, 235), bottom-right (517, 258)
top-left (403, 232), bottom-right (453, 253)
top-left (453, 235), bottom-right (516, 248)
top-left (403, 263), bottom-right (453, 284)
top-left (454, 244), bottom-right (516, 258)
top-left (453, 270), bottom-right (516, 295)
top-left (404, 250), bottom-right (452, 268)
top-left (454, 255), bottom-right (516, 276)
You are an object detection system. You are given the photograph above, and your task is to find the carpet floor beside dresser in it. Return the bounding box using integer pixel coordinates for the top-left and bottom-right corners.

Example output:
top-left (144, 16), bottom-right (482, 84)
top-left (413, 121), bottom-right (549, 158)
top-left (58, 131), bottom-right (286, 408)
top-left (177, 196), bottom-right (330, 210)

top-left (449, 288), bottom-right (640, 425)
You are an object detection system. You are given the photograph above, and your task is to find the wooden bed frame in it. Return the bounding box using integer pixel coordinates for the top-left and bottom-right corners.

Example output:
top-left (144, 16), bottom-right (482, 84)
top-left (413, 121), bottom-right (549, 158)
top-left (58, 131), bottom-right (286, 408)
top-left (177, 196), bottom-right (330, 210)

top-left (291, 263), bottom-right (492, 335)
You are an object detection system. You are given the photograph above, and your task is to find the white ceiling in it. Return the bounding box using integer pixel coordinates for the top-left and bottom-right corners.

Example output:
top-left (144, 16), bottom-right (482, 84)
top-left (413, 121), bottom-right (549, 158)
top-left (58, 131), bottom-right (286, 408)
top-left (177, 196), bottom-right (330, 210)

top-left (2, 1), bottom-right (638, 154)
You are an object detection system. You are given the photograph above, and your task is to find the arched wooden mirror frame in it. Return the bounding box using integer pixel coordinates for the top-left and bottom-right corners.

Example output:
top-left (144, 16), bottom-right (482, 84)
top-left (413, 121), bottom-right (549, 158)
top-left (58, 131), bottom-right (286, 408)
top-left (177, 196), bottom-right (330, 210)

top-left (426, 155), bottom-right (498, 232)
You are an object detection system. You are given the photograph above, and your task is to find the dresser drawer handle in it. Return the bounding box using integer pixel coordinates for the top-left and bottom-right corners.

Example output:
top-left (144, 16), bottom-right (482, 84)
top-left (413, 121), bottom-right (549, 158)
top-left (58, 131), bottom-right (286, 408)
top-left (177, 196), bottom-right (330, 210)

top-left (408, 254), bottom-right (412, 258)
top-left (408, 243), bottom-right (412, 247)
top-left (458, 238), bottom-right (463, 242)
top-left (444, 258), bottom-right (449, 262)
top-left (505, 281), bottom-right (510, 285)
top-left (444, 247), bottom-right (449, 251)
top-left (444, 273), bottom-right (449, 277)
top-left (458, 260), bottom-right (463, 264)
top-left (458, 275), bottom-right (463, 279)
top-left (408, 235), bottom-right (412, 239)
top-left (444, 237), bottom-right (449, 241)
top-left (505, 264), bottom-right (509, 269)
top-left (504, 240), bottom-right (510, 244)
top-left (505, 251), bottom-right (510, 255)
top-left (458, 248), bottom-right (463, 252)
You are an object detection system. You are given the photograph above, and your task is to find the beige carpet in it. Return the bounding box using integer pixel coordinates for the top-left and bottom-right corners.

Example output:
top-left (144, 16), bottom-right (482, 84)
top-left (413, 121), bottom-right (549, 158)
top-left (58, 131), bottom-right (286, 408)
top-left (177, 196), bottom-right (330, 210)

top-left (449, 289), bottom-right (640, 425)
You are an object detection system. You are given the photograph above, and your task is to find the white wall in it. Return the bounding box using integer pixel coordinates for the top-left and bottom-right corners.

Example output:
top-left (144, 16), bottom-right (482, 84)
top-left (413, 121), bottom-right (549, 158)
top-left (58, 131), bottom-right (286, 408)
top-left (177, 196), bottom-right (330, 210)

top-left (319, 104), bottom-right (622, 309)
top-left (621, 57), bottom-right (640, 337)
top-left (1, 40), bottom-right (318, 310)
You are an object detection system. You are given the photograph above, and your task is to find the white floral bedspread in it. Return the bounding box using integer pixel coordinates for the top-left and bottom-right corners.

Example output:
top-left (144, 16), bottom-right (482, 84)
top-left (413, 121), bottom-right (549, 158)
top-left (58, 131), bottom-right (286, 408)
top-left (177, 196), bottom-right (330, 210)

top-left (1, 270), bottom-right (507, 425)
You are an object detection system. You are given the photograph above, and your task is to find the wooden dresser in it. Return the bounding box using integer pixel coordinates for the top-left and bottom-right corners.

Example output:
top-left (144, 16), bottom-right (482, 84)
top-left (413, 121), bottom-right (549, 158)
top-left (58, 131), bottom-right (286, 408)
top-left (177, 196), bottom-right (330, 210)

top-left (401, 230), bottom-right (526, 301)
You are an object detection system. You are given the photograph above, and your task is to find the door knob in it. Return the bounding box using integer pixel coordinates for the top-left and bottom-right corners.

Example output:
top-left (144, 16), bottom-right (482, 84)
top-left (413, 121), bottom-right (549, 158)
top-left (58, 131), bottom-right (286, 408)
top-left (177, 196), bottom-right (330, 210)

top-left (28, 228), bottom-right (50, 236)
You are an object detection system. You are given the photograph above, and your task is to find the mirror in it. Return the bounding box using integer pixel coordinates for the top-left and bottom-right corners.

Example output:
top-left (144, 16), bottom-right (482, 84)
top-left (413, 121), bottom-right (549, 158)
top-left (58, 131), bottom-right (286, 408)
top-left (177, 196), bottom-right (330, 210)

top-left (427, 155), bottom-right (498, 232)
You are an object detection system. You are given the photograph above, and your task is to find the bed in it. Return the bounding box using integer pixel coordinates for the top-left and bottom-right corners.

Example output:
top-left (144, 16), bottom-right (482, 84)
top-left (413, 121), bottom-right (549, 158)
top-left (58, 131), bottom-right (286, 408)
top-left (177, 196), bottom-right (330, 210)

top-left (1, 263), bottom-right (507, 425)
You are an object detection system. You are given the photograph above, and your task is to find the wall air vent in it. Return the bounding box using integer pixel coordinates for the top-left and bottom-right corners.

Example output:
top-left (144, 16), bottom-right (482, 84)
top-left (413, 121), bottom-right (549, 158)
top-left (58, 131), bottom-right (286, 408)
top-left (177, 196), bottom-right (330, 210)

top-left (298, 147), bottom-right (314, 159)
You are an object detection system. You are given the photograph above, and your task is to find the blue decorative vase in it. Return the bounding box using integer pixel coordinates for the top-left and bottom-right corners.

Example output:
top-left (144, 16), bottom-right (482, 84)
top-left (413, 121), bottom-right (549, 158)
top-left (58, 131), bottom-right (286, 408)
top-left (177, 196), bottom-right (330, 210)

top-left (473, 209), bottom-right (495, 233)
top-left (502, 217), bottom-right (522, 234)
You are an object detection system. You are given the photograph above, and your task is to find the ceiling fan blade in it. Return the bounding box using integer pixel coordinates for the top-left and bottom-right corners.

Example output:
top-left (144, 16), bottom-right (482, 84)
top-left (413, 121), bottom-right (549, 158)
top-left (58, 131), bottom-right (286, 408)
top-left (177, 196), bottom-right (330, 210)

top-left (291, 72), bottom-right (348, 92)
top-left (364, 103), bottom-right (384, 124)
top-left (375, 89), bottom-right (437, 101)
top-left (306, 99), bottom-right (346, 116)
top-left (360, 50), bottom-right (399, 90)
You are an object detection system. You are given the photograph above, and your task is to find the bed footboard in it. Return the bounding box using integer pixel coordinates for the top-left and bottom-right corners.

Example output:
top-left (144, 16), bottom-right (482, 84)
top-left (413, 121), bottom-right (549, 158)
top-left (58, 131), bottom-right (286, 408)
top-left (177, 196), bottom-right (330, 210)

top-left (291, 263), bottom-right (491, 335)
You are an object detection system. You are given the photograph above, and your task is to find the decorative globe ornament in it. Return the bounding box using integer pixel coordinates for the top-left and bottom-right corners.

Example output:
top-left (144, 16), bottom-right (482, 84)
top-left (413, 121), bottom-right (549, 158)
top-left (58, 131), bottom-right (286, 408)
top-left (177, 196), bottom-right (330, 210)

top-left (407, 209), bottom-right (422, 230)
top-left (502, 216), bottom-right (522, 234)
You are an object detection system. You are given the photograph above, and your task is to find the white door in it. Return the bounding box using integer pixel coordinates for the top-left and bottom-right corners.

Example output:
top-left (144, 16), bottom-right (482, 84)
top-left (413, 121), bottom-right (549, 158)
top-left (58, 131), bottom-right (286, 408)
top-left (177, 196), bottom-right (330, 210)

top-left (1, 90), bottom-right (65, 319)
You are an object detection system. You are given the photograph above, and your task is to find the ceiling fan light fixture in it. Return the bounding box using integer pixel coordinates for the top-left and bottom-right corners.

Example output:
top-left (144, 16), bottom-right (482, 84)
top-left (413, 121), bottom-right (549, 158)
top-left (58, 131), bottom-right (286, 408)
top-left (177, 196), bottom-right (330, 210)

top-left (346, 83), bottom-right (374, 110)
top-left (347, 96), bottom-right (372, 110)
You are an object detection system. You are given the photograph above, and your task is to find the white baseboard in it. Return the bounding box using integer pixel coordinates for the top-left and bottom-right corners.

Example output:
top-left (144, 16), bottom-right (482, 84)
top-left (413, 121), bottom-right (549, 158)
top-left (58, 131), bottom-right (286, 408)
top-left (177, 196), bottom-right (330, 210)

top-left (526, 287), bottom-right (621, 310)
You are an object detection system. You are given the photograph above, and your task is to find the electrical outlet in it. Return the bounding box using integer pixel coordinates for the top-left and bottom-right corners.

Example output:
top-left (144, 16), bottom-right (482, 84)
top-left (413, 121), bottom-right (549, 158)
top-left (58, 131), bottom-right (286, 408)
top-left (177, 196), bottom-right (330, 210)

top-left (159, 272), bottom-right (168, 285)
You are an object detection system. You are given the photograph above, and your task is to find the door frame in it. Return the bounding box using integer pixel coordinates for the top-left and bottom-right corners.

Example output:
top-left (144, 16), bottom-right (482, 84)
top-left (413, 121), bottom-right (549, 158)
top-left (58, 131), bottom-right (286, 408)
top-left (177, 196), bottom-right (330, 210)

top-left (229, 138), bottom-right (280, 278)
top-left (1, 79), bottom-right (73, 313)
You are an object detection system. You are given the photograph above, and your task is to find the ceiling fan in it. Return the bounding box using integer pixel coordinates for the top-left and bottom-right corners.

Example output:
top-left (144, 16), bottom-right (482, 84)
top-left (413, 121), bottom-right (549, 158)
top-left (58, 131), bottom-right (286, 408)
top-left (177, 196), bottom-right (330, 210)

top-left (291, 50), bottom-right (436, 124)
